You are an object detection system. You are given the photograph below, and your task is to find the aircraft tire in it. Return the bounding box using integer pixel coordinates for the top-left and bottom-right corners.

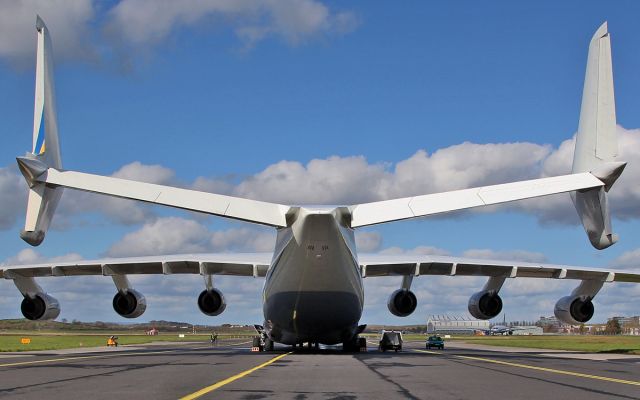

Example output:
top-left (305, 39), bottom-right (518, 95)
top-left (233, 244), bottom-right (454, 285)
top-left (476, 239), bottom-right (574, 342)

top-left (265, 338), bottom-right (274, 351)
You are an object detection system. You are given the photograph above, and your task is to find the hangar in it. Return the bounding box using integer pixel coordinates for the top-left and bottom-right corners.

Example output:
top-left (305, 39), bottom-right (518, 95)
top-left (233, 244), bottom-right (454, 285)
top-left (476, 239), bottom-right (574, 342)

top-left (427, 315), bottom-right (490, 335)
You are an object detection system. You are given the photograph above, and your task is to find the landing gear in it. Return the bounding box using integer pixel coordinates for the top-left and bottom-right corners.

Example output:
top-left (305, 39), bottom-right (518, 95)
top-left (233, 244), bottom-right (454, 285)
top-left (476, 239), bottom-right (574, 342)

top-left (343, 336), bottom-right (366, 352)
top-left (358, 337), bottom-right (367, 352)
top-left (251, 335), bottom-right (274, 352)
top-left (265, 338), bottom-right (274, 351)
top-left (251, 336), bottom-right (264, 352)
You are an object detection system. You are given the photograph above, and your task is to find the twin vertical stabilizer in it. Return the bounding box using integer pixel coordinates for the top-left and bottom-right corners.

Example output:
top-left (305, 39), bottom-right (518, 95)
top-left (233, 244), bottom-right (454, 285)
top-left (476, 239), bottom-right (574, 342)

top-left (571, 22), bottom-right (626, 249)
top-left (18, 16), bottom-right (63, 246)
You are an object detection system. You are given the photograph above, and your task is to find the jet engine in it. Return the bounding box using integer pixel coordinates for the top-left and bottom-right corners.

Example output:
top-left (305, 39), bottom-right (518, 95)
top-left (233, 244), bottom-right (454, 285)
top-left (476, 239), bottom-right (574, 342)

top-left (554, 295), bottom-right (594, 325)
top-left (112, 289), bottom-right (147, 318)
top-left (387, 289), bottom-right (417, 317)
top-left (21, 293), bottom-right (60, 320)
top-left (198, 288), bottom-right (226, 316)
top-left (468, 291), bottom-right (503, 320)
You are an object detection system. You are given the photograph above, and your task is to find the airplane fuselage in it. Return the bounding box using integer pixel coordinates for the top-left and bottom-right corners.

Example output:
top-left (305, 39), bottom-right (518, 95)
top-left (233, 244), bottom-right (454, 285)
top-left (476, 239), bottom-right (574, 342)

top-left (262, 207), bottom-right (364, 345)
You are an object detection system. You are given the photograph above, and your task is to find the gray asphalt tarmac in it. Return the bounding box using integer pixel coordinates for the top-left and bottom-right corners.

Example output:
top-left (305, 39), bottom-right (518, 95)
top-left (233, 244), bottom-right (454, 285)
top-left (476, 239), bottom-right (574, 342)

top-left (0, 339), bottom-right (638, 399)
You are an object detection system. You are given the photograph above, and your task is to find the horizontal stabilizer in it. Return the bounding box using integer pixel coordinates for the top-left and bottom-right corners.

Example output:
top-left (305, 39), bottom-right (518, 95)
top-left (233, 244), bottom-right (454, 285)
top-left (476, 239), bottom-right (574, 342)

top-left (349, 173), bottom-right (604, 227)
top-left (20, 165), bottom-right (289, 228)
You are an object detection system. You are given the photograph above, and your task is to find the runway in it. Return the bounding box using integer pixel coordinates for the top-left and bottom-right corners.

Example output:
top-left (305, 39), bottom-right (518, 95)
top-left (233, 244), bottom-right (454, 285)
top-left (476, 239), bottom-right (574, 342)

top-left (0, 339), bottom-right (638, 399)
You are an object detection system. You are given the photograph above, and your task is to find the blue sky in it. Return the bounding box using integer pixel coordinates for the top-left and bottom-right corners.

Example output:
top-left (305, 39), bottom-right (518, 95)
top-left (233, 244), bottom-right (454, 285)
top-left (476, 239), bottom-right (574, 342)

top-left (0, 1), bottom-right (639, 326)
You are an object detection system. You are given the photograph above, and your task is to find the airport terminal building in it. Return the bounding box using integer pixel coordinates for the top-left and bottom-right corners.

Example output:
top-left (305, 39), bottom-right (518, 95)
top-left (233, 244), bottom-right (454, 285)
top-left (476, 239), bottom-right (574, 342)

top-left (427, 315), bottom-right (490, 335)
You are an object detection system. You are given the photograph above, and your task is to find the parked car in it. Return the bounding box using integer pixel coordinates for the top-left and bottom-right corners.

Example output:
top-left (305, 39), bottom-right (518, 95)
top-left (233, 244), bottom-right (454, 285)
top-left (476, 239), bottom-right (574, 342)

top-left (379, 330), bottom-right (403, 352)
top-left (426, 335), bottom-right (444, 350)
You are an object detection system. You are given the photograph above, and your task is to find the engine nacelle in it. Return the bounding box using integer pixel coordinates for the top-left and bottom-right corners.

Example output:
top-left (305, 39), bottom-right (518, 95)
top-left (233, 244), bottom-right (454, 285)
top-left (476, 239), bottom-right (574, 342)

top-left (554, 295), bottom-right (594, 325)
top-left (198, 288), bottom-right (226, 316)
top-left (112, 289), bottom-right (146, 318)
top-left (21, 293), bottom-right (60, 320)
top-left (468, 291), bottom-right (503, 320)
top-left (387, 289), bottom-right (417, 317)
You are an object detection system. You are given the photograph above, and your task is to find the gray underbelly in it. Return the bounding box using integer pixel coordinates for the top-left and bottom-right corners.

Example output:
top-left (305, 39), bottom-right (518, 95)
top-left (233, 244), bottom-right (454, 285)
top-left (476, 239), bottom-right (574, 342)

top-left (264, 290), bottom-right (362, 344)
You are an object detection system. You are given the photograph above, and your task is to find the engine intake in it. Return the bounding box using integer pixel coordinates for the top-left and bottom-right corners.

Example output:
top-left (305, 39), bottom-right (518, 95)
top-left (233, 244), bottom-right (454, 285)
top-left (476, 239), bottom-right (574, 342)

top-left (198, 288), bottom-right (226, 316)
top-left (554, 295), bottom-right (594, 325)
top-left (21, 293), bottom-right (60, 320)
top-left (387, 289), bottom-right (417, 317)
top-left (468, 291), bottom-right (503, 320)
top-left (112, 289), bottom-right (146, 318)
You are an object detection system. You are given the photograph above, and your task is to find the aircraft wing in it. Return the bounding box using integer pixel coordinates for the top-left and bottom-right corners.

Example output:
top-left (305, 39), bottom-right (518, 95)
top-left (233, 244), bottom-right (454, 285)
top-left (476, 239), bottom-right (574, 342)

top-left (349, 172), bottom-right (604, 227)
top-left (0, 253), bottom-right (273, 279)
top-left (358, 254), bottom-right (640, 283)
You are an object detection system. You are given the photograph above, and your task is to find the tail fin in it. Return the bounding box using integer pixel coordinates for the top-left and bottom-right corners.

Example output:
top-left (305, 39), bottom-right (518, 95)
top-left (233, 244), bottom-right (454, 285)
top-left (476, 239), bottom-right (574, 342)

top-left (16, 16), bottom-right (63, 246)
top-left (571, 22), bottom-right (626, 250)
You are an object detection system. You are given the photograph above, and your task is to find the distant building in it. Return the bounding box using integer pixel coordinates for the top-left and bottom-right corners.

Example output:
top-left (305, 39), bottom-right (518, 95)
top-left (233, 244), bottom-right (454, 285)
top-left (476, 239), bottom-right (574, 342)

top-left (146, 328), bottom-right (159, 336)
top-left (537, 316), bottom-right (561, 327)
top-left (624, 327), bottom-right (640, 336)
top-left (511, 326), bottom-right (543, 335)
top-left (610, 316), bottom-right (640, 327)
top-left (536, 316), bottom-right (576, 333)
top-left (427, 315), bottom-right (490, 335)
top-left (608, 316), bottom-right (640, 335)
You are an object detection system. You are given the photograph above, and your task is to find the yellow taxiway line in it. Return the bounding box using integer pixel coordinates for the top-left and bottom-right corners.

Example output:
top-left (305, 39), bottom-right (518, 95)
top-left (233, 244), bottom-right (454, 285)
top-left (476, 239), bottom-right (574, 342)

top-left (179, 351), bottom-right (292, 400)
top-left (414, 349), bottom-right (640, 386)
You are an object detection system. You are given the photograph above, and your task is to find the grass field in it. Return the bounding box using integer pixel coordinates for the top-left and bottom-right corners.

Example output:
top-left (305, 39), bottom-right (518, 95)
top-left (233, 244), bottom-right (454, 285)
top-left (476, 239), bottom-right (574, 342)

top-left (453, 335), bottom-right (640, 354)
top-left (0, 333), bottom-right (253, 352)
top-left (3, 332), bottom-right (640, 354)
top-left (391, 334), bottom-right (640, 354)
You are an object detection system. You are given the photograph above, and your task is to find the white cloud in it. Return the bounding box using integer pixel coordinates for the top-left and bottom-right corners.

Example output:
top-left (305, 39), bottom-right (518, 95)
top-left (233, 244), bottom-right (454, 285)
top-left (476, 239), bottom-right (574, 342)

top-left (0, 0), bottom-right (95, 67)
top-left (0, 248), bottom-right (82, 266)
top-left (378, 246), bottom-right (450, 256)
top-left (0, 1), bottom-right (357, 66)
top-left (106, 216), bottom-right (275, 257)
top-left (0, 167), bottom-right (26, 230)
top-left (105, 0), bottom-right (359, 50)
top-left (107, 217), bottom-right (212, 257)
top-left (233, 156), bottom-right (388, 204)
top-left (611, 248), bottom-right (640, 269)
top-left (354, 231), bottom-right (382, 252)
top-left (56, 161), bottom-right (176, 227)
top-left (210, 227), bottom-right (275, 252)
top-left (227, 126), bottom-right (640, 227)
top-left (461, 249), bottom-right (547, 263)
top-left (2, 127), bottom-right (640, 234)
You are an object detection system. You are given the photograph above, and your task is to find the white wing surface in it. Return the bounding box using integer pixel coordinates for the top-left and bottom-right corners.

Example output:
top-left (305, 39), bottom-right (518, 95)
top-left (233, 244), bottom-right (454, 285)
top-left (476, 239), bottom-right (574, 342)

top-left (359, 253), bottom-right (640, 283)
top-left (350, 173), bottom-right (604, 227)
top-left (20, 165), bottom-right (290, 228)
top-left (0, 253), bottom-right (273, 279)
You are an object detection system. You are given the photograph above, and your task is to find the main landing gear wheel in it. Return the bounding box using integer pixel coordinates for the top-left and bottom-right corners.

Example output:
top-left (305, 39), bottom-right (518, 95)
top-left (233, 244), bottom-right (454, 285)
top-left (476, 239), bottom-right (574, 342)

top-left (265, 338), bottom-right (274, 351)
top-left (251, 336), bottom-right (264, 352)
top-left (343, 336), bottom-right (365, 352)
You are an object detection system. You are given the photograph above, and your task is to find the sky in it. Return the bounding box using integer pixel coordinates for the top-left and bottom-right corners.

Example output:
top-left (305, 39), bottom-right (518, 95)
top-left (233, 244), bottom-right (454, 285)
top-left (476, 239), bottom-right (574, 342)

top-left (0, 0), bottom-right (639, 327)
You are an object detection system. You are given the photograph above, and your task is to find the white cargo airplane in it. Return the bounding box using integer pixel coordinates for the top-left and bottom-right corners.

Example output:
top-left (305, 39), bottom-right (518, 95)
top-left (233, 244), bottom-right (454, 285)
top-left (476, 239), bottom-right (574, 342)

top-left (1, 18), bottom-right (639, 351)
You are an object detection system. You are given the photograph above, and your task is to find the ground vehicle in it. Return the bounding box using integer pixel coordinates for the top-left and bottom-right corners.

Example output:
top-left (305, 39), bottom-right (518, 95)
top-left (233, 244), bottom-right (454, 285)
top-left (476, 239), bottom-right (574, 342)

top-left (106, 336), bottom-right (118, 347)
top-left (426, 335), bottom-right (444, 350)
top-left (379, 331), bottom-right (403, 352)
